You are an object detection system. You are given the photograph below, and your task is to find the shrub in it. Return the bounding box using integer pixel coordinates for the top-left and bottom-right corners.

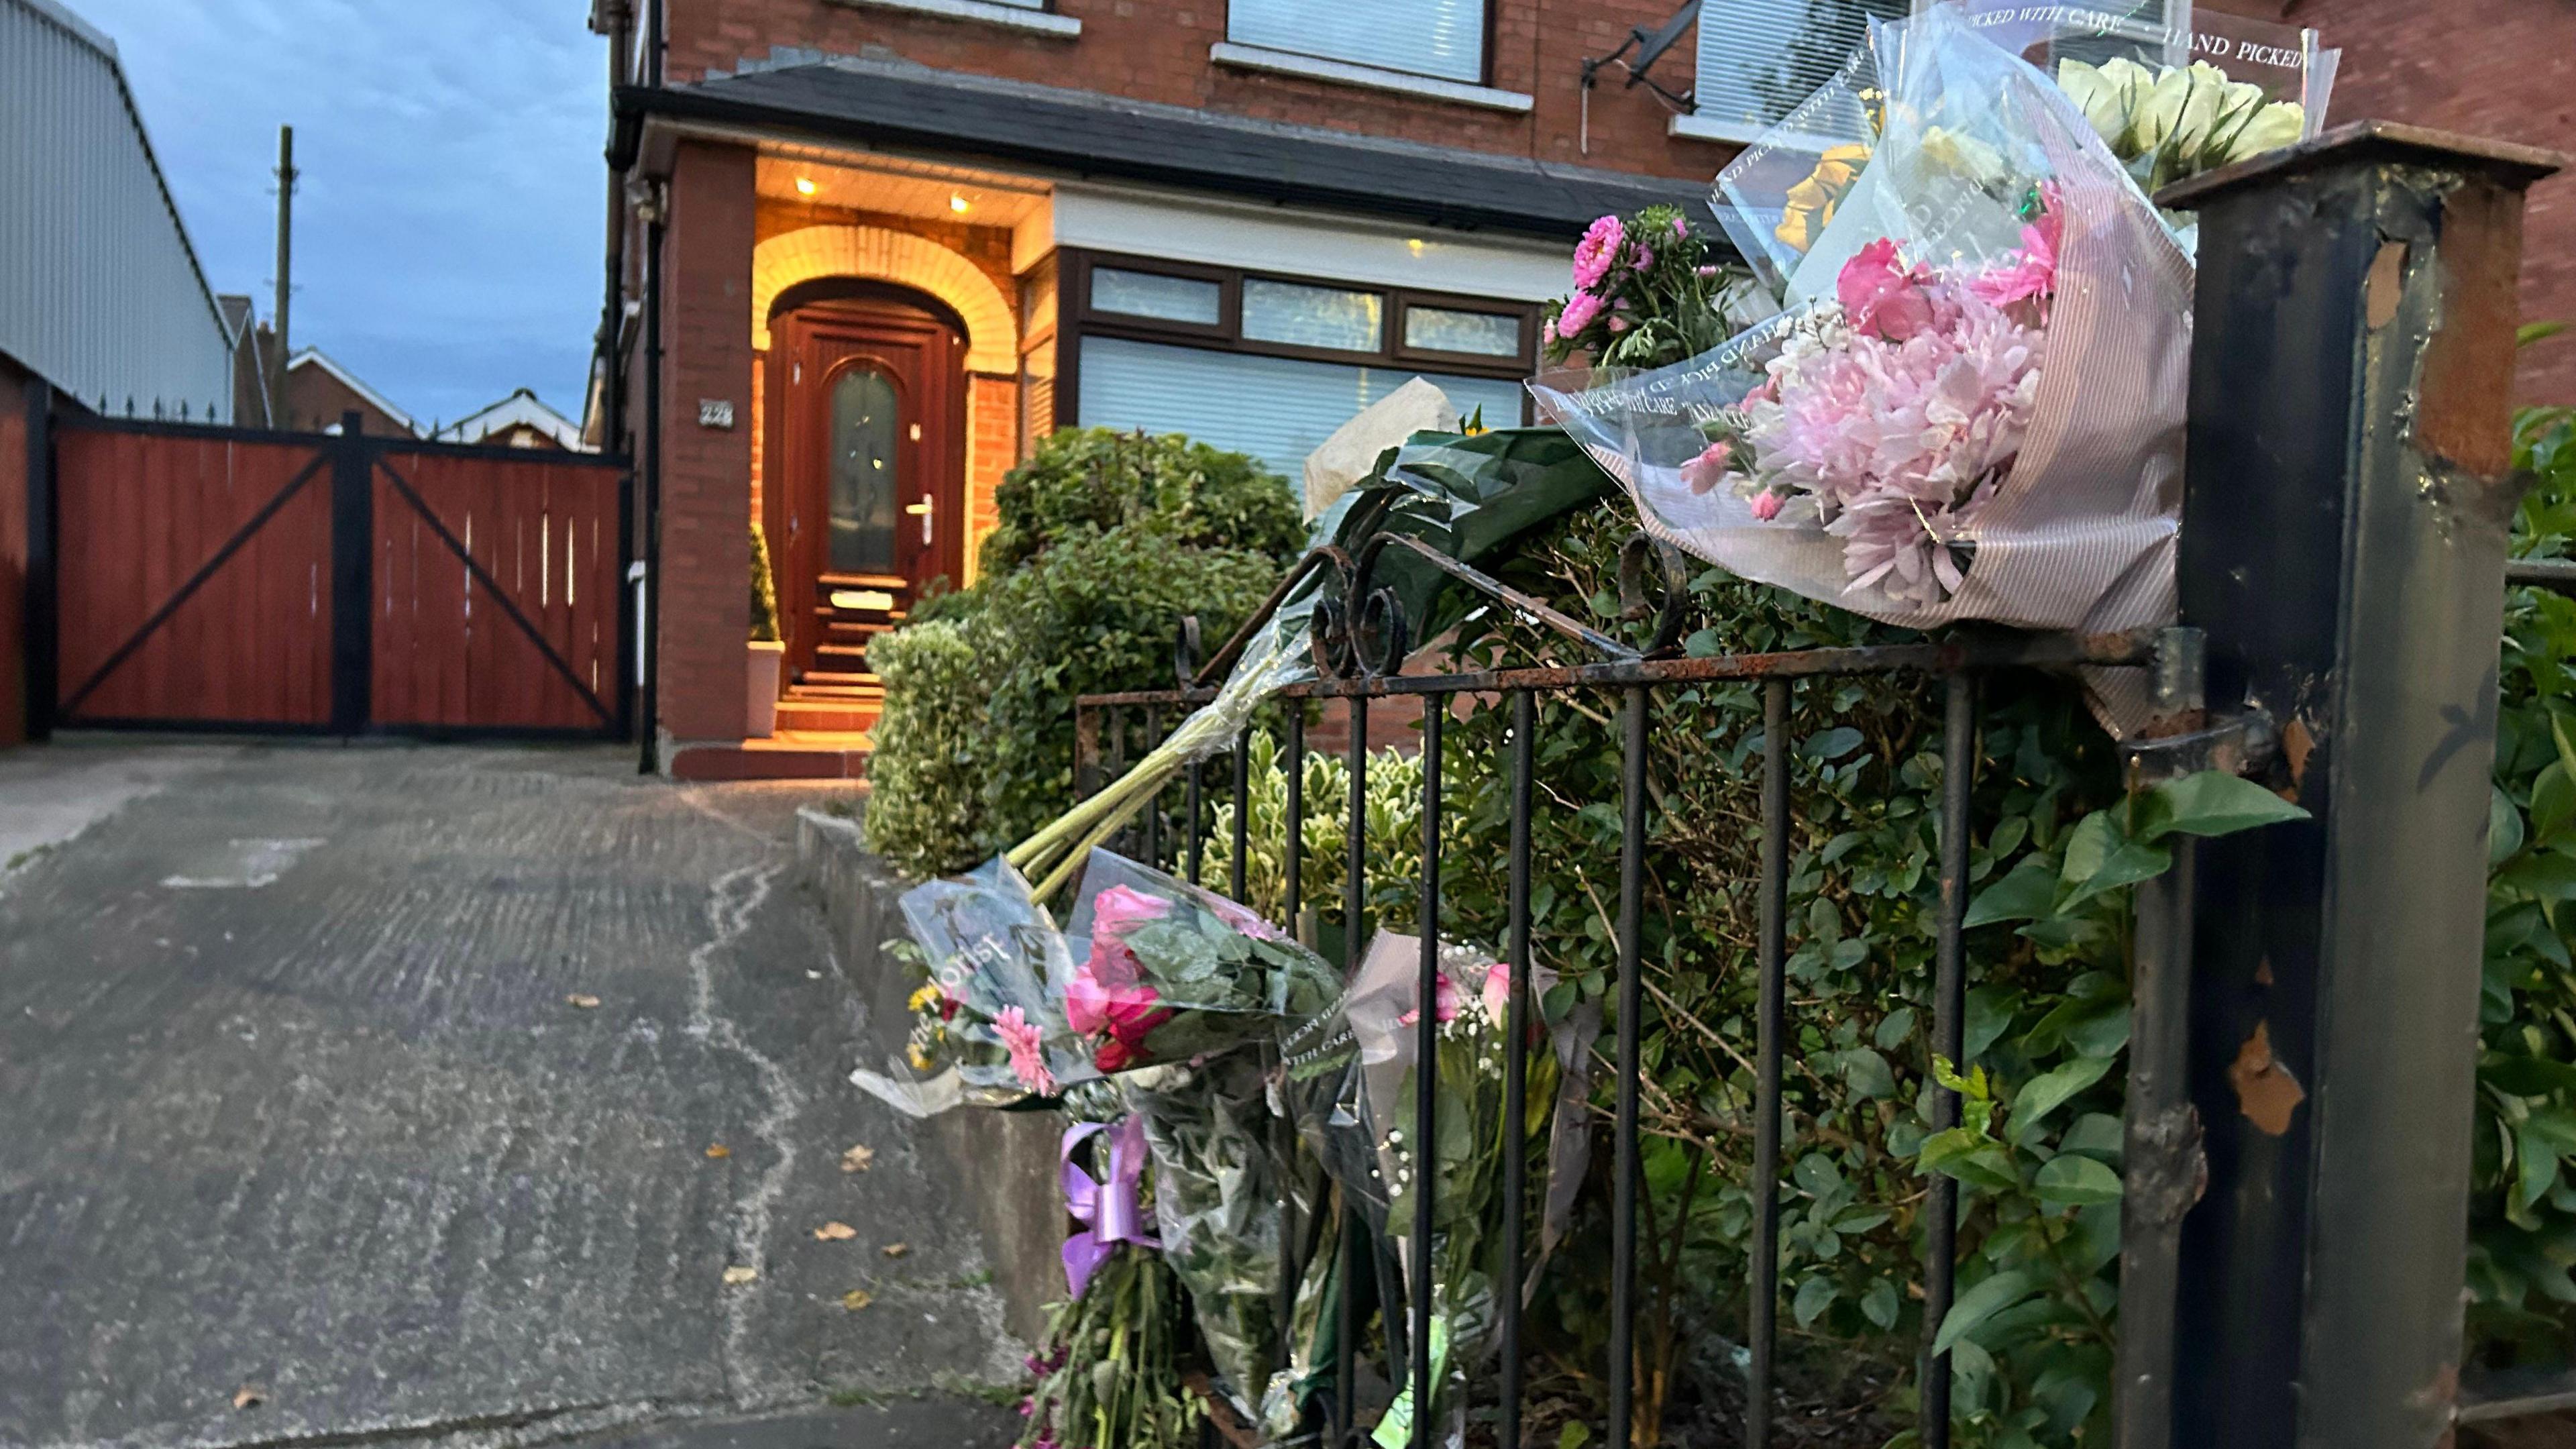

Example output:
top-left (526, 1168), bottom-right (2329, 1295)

top-left (749, 524), bottom-right (782, 643)
top-left (861, 618), bottom-right (994, 875)
top-left (979, 427), bottom-right (1305, 576)
top-left (864, 428), bottom-right (1298, 880)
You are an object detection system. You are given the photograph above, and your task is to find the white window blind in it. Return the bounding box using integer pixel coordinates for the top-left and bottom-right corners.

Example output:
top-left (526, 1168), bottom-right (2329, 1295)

top-left (1228, 0), bottom-right (1485, 86)
top-left (1079, 337), bottom-right (1525, 478)
top-left (1694, 0), bottom-right (1908, 135)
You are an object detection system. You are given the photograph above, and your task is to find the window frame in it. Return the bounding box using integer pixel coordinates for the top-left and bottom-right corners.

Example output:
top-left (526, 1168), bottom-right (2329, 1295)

top-left (1683, 0), bottom-right (1912, 142)
top-left (1221, 0), bottom-right (1497, 90)
top-left (1058, 250), bottom-right (1539, 434)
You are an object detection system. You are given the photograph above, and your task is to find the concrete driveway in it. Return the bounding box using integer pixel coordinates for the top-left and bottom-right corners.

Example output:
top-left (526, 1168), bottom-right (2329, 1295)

top-left (0, 741), bottom-right (1021, 1449)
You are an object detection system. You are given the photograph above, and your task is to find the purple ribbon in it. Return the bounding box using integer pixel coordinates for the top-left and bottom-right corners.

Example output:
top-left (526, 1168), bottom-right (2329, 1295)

top-left (1060, 1116), bottom-right (1156, 1297)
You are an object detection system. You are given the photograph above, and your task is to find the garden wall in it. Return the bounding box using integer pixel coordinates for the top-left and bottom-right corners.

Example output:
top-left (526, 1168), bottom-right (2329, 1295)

top-left (795, 805), bottom-right (1065, 1345)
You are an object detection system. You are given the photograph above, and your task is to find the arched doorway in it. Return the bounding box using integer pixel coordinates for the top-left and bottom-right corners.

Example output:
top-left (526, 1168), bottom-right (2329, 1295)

top-left (763, 280), bottom-right (968, 690)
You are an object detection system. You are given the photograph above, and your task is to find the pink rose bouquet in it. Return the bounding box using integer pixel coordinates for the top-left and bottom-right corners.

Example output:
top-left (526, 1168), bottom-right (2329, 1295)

top-left (1059, 850), bottom-right (1338, 1079)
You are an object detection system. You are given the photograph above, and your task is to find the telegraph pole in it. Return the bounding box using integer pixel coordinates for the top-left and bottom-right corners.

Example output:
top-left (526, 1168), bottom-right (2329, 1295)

top-left (271, 125), bottom-right (296, 427)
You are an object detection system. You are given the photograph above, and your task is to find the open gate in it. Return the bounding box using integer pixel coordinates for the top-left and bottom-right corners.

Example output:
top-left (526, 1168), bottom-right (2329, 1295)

top-left (42, 411), bottom-right (630, 738)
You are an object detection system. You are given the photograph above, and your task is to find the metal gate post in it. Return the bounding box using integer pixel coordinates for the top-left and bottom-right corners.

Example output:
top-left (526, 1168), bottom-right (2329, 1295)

top-left (329, 410), bottom-right (373, 734)
top-left (23, 376), bottom-right (54, 742)
top-left (2157, 123), bottom-right (2561, 1449)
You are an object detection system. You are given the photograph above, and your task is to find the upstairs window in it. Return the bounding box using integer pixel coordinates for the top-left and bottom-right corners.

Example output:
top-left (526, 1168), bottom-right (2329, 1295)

top-left (1226, 0), bottom-right (1487, 85)
top-left (1693, 0), bottom-right (1907, 141)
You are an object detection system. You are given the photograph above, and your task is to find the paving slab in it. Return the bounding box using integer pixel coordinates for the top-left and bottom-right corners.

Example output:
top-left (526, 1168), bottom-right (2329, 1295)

top-left (0, 741), bottom-right (1025, 1448)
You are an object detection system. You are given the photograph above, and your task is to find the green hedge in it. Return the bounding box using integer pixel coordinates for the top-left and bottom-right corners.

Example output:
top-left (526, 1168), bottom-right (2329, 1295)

top-left (978, 427), bottom-right (1304, 576)
top-left (864, 429), bottom-right (1297, 880)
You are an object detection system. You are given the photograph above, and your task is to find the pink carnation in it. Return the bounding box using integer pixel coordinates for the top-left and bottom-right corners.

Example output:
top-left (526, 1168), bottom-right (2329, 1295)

top-left (1571, 214), bottom-right (1624, 290)
top-left (1554, 290), bottom-right (1603, 338)
top-left (1968, 203), bottom-right (2063, 310)
top-left (1837, 239), bottom-right (1942, 343)
top-left (1680, 439), bottom-right (1733, 496)
top-left (1671, 215), bottom-right (1688, 239)
top-left (994, 1006), bottom-right (1055, 1095)
top-left (1749, 490), bottom-right (1784, 521)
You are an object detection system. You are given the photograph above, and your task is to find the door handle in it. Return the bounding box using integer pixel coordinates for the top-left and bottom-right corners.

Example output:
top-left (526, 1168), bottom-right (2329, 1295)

top-left (905, 497), bottom-right (933, 547)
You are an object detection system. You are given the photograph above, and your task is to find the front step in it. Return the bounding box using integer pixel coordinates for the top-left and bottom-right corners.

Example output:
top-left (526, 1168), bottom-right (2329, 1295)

top-left (777, 696), bottom-right (882, 734)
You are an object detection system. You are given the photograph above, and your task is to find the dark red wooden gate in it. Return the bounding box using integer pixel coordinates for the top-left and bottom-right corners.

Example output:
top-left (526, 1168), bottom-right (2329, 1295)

top-left (46, 413), bottom-right (629, 737)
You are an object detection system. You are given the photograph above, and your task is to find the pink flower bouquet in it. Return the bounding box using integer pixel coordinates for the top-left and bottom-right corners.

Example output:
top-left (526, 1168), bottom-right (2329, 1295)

top-left (1535, 4), bottom-right (2196, 716)
top-left (1058, 849), bottom-right (1340, 1079)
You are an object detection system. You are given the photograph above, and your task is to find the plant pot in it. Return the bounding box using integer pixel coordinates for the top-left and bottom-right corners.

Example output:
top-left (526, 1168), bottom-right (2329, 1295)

top-left (746, 639), bottom-right (786, 739)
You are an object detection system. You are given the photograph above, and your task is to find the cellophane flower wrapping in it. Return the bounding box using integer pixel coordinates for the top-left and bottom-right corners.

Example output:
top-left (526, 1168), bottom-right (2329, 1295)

top-left (1120, 1054), bottom-right (1303, 1427)
top-left (1534, 3), bottom-right (2195, 728)
top-left (1276, 932), bottom-right (1562, 1449)
top-left (896, 856), bottom-right (1103, 1101)
top-left (1061, 849), bottom-right (1343, 1080)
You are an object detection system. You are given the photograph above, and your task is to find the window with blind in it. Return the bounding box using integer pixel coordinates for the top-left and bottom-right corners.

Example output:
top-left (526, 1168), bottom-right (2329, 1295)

top-left (1227, 0), bottom-right (1486, 85)
top-left (1077, 338), bottom-right (1525, 478)
top-left (1693, 0), bottom-right (1909, 138)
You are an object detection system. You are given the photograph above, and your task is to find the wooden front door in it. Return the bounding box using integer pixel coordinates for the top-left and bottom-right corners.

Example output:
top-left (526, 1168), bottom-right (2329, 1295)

top-left (765, 288), bottom-right (966, 686)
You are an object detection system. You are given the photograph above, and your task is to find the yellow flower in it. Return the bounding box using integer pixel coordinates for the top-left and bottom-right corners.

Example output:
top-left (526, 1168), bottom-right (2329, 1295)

top-left (1774, 143), bottom-right (1874, 255)
top-left (906, 981), bottom-right (943, 1014)
top-left (906, 1044), bottom-right (935, 1071)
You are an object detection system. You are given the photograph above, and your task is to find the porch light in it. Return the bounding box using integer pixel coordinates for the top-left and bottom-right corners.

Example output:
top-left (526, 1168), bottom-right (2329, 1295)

top-left (794, 176), bottom-right (817, 196)
top-left (949, 193), bottom-right (971, 214)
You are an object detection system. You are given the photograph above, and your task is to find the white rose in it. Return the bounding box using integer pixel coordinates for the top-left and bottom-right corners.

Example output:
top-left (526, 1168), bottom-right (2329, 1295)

top-left (2055, 60), bottom-right (2125, 146)
top-left (2224, 99), bottom-right (2306, 164)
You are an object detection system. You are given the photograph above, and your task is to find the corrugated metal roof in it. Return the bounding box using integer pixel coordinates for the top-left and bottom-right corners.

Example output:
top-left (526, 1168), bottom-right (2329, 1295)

top-left (0, 0), bottom-right (236, 420)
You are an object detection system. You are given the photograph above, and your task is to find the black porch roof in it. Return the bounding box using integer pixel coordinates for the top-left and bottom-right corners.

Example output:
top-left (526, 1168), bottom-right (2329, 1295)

top-left (614, 52), bottom-right (1711, 242)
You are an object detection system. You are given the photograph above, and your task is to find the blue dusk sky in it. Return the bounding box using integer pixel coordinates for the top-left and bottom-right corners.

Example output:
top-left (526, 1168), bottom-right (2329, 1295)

top-left (73, 1), bottom-right (609, 429)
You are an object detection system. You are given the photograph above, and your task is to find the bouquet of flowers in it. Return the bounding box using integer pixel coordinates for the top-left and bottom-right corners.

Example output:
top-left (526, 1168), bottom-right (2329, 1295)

top-left (1536, 3), bottom-right (2214, 726)
top-left (1540, 204), bottom-right (1761, 372)
top-left (1122, 1054), bottom-right (1303, 1425)
top-left (1277, 932), bottom-right (1562, 1448)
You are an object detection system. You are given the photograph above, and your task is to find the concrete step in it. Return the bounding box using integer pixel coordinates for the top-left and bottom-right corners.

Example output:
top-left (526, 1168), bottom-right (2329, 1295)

top-left (669, 730), bottom-right (871, 782)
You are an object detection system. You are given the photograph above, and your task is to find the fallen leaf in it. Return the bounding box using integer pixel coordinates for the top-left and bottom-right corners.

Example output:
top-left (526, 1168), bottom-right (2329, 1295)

top-left (814, 1221), bottom-right (858, 1241)
top-left (841, 1288), bottom-right (873, 1311)
top-left (722, 1265), bottom-right (759, 1285)
top-left (840, 1144), bottom-right (875, 1173)
top-left (881, 1242), bottom-right (910, 1259)
top-left (566, 994), bottom-right (601, 1009)
top-left (232, 1385), bottom-right (265, 1410)
top-left (704, 1143), bottom-right (731, 1159)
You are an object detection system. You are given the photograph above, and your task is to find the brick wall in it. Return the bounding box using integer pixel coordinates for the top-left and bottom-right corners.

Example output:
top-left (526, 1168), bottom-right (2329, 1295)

top-left (0, 356), bottom-right (27, 749)
top-left (664, 0), bottom-right (1729, 182)
top-left (658, 140), bottom-right (759, 745)
top-left (284, 366), bottom-right (409, 437)
top-left (2206, 0), bottom-right (2574, 402)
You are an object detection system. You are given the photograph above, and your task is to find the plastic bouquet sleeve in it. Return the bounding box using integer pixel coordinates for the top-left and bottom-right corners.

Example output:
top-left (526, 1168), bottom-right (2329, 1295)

top-left (893, 855), bottom-right (1104, 1099)
top-left (1536, 4), bottom-right (2194, 730)
top-left (1278, 931), bottom-right (1565, 1449)
top-left (1121, 1053), bottom-right (1295, 1423)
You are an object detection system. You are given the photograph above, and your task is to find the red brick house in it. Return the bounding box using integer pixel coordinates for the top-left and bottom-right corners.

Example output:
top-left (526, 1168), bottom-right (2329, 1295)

top-left (588, 0), bottom-right (2574, 780)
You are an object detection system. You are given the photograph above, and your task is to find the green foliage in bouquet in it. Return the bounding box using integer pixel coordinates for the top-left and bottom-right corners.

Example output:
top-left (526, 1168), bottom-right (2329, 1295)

top-left (980, 427), bottom-right (1305, 577)
top-left (1018, 1244), bottom-right (1205, 1449)
top-left (866, 428), bottom-right (1297, 879)
top-left (2467, 372), bottom-right (2576, 1364)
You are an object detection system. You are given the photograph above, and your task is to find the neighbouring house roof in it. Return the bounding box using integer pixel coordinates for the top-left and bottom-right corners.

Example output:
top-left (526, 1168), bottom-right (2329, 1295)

top-left (3, 0), bottom-right (235, 419)
top-left (215, 292), bottom-right (254, 341)
top-left (614, 50), bottom-right (1709, 242)
top-left (288, 347), bottom-right (419, 437)
top-left (432, 387), bottom-right (586, 450)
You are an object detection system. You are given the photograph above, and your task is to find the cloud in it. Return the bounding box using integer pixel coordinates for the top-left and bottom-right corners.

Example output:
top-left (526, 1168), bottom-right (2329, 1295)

top-left (70, 0), bottom-right (607, 428)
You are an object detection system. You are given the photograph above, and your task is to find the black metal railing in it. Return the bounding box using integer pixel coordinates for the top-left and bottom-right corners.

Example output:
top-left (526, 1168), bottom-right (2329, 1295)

top-left (1074, 535), bottom-right (2165, 1449)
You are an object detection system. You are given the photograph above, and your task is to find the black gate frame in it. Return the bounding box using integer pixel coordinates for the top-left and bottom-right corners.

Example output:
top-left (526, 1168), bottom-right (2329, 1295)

top-left (27, 405), bottom-right (633, 742)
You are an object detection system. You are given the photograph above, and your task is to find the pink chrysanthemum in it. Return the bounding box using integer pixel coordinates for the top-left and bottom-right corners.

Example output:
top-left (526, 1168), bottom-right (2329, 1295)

top-left (1571, 215), bottom-right (1624, 290)
top-left (1554, 290), bottom-right (1603, 337)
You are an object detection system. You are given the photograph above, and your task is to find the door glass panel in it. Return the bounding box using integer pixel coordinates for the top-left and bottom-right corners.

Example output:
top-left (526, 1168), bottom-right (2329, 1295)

top-left (828, 366), bottom-right (900, 575)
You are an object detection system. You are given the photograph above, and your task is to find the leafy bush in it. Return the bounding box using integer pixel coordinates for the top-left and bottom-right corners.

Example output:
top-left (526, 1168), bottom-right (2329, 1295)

top-left (864, 429), bottom-right (1297, 880)
top-left (979, 427), bottom-right (1305, 576)
top-left (2469, 392), bottom-right (2576, 1360)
